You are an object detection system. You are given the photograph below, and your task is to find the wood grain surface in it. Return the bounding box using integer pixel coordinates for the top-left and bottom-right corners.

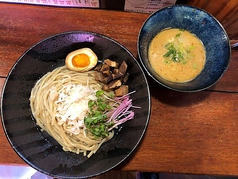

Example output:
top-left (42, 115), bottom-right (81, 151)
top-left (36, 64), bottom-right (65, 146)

top-left (0, 2), bottom-right (238, 177)
top-left (187, 0), bottom-right (238, 39)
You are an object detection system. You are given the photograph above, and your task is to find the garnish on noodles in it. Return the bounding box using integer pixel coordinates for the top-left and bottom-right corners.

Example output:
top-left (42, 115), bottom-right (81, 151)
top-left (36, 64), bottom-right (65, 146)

top-left (84, 90), bottom-right (135, 138)
top-left (30, 48), bottom-right (137, 157)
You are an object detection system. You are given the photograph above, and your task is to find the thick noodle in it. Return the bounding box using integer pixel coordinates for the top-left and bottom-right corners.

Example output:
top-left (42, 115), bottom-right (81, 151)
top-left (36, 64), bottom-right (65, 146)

top-left (30, 66), bottom-right (114, 157)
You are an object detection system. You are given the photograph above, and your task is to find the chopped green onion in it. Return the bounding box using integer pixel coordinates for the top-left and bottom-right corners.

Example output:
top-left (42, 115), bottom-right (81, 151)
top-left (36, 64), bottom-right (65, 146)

top-left (163, 32), bottom-right (194, 63)
top-left (84, 90), bottom-right (136, 138)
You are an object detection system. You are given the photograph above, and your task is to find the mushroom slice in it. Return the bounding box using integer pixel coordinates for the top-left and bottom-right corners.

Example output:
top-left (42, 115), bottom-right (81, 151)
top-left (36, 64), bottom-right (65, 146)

top-left (104, 59), bottom-right (119, 68)
top-left (114, 85), bottom-right (129, 97)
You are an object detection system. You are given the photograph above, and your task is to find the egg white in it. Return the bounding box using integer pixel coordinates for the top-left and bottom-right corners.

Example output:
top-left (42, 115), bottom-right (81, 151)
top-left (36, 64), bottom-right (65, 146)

top-left (65, 48), bottom-right (98, 72)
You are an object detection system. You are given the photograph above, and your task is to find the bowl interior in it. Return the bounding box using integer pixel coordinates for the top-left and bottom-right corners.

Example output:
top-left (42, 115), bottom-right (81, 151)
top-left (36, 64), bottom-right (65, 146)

top-left (1, 31), bottom-right (151, 178)
top-left (138, 5), bottom-right (231, 92)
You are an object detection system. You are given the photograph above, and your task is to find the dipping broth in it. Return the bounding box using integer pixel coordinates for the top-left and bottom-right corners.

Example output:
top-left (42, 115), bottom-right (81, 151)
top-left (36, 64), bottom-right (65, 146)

top-left (148, 28), bottom-right (206, 83)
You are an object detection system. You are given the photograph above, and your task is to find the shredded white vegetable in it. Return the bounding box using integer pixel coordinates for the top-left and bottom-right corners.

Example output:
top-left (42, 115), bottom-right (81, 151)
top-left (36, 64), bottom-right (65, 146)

top-left (51, 84), bottom-right (97, 135)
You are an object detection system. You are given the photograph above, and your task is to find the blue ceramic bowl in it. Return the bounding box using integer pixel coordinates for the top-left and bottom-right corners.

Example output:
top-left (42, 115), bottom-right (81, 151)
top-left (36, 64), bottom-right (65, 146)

top-left (138, 5), bottom-right (231, 92)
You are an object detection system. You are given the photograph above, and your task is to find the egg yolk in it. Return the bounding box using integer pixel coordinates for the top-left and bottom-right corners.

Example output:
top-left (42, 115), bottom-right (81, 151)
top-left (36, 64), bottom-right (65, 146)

top-left (72, 53), bottom-right (90, 68)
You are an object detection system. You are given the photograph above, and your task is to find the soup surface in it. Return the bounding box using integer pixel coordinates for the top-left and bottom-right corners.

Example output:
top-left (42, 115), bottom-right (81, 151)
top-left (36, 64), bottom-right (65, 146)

top-left (148, 28), bottom-right (206, 83)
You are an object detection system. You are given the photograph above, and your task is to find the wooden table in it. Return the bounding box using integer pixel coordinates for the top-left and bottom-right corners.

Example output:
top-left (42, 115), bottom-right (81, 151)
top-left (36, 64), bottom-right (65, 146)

top-left (1, 2), bottom-right (238, 177)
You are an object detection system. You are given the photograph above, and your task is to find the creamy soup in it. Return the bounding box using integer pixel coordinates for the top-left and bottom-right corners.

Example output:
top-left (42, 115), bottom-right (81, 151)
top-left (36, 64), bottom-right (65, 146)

top-left (148, 28), bottom-right (206, 83)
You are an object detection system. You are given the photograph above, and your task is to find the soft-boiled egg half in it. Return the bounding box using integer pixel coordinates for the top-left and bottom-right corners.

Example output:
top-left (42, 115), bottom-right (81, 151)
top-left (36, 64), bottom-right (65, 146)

top-left (65, 48), bottom-right (98, 72)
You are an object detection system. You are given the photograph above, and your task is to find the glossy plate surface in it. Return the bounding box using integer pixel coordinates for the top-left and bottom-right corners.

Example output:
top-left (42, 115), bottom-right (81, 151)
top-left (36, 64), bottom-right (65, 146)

top-left (1, 31), bottom-right (151, 178)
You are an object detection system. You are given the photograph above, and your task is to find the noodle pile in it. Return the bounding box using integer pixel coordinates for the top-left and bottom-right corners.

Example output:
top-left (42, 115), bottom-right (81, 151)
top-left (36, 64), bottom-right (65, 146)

top-left (30, 66), bottom-right (114, 157)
